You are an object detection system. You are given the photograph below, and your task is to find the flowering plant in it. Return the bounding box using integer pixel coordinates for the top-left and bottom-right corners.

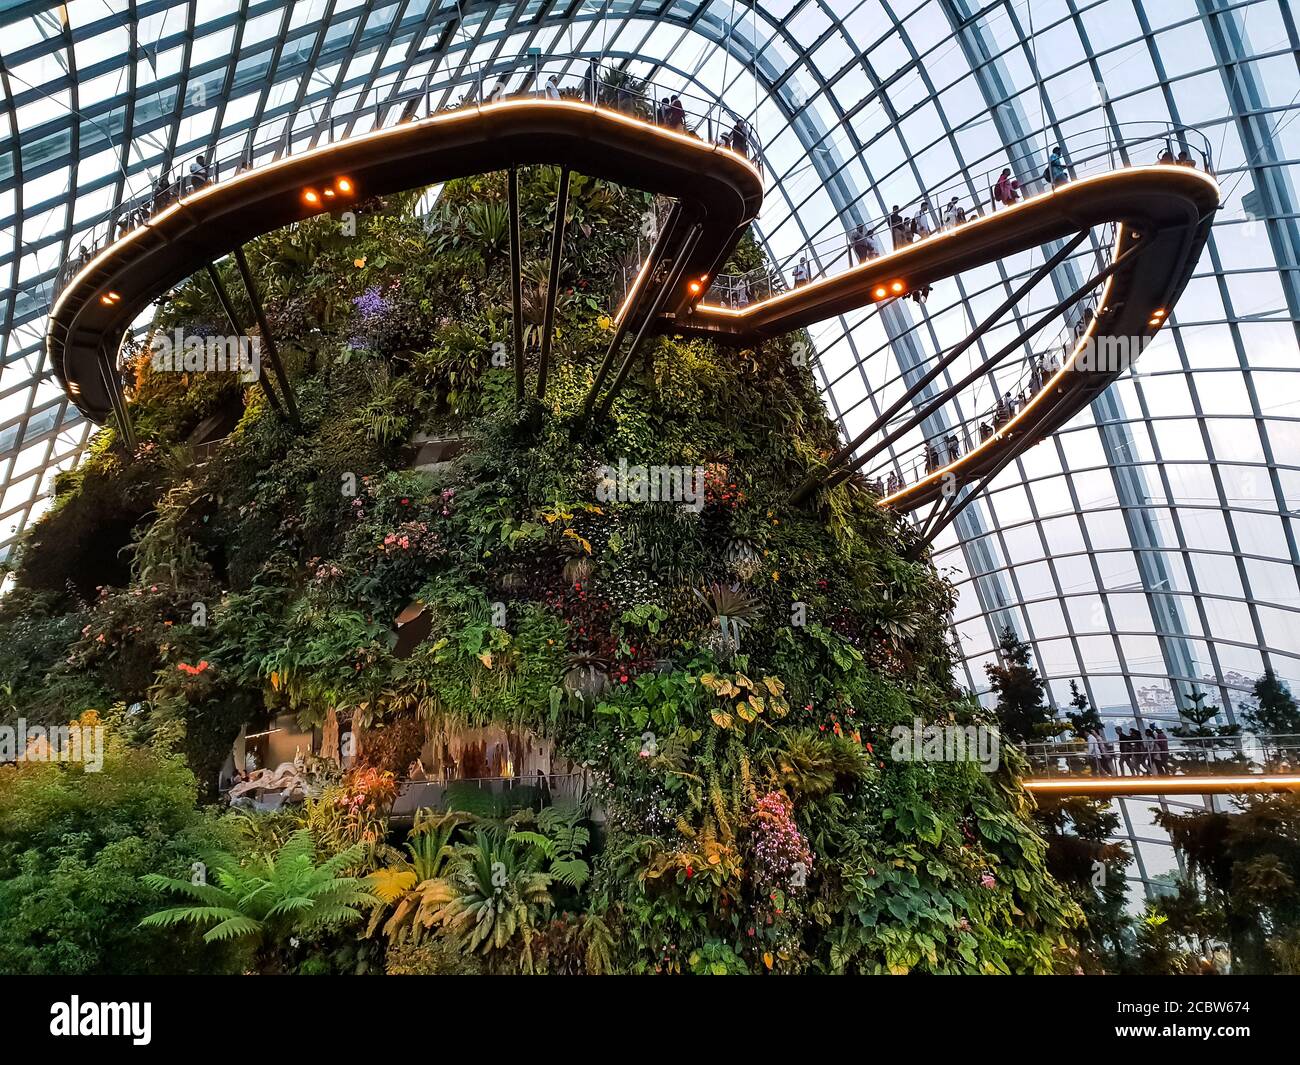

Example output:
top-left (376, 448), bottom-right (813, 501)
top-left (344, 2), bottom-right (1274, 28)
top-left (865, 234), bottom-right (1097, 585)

top-left (750, 790), bottom-right (812, 897)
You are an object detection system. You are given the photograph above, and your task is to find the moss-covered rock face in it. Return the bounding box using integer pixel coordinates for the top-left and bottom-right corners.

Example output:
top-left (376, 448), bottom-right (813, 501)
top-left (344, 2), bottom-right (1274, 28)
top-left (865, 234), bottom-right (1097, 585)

top-left (1, 169), bottom-right (1080, 973)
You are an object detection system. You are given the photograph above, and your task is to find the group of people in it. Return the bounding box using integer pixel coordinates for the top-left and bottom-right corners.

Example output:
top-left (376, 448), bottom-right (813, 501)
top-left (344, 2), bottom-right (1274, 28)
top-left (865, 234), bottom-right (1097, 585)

top-left (990, 144), bottom-right (1070, 209)
top-left (654, 94), bottom-right (688, 130)
top-left (922, 433), bottom-right (963, 473)
top-left (107, 152), bottom-right (212, 242)
top-left (867, 470), bottom-right (904, 496)
top-left (1157, 145), bottom-right (1199, 167)
top-left (1083, 725), bottom-right (1174, 776)
top-left (975, 350), bottom-right (1062, 439)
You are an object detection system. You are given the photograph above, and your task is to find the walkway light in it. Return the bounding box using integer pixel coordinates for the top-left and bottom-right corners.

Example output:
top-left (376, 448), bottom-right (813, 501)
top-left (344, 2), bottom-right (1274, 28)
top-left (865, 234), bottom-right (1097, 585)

top-left (302, 188), bottom-right (320, 205)
top-left (873, 285), bottom-right (888, 299)
top-left (336, 177), bottom-right (353, 194)
top-left (323, 187), bottom-right (336, 198)
top-left (889, 279), bottom-right (905, 294)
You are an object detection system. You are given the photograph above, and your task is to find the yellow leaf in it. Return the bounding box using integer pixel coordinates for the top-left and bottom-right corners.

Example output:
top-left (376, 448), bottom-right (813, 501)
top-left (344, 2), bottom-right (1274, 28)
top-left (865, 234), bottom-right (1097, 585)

top-left (478, 651), bottom-right (494, 668)
top-left (763, 676), bottom-right (786, 696)
top-left (270, 671), bottom-right (280, 691)
top-left (763, 952), bottom-right (774, 970)
top-left (710, 709), bottom-right (732, 729)
top-left (367, 868), bottom-right (417, 903)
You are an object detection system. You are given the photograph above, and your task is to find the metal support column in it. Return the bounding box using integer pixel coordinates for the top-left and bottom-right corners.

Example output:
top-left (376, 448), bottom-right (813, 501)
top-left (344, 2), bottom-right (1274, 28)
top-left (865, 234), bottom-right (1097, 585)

top-left (231, 247), bottom-right (299, 425)
top-left (537, 167), bottom-right (571, 399)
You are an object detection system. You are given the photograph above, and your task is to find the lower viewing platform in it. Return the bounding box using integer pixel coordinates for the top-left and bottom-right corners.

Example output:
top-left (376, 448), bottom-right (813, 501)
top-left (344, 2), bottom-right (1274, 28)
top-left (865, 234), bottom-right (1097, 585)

top-left (1019, 735), bottom-right (1300, 796)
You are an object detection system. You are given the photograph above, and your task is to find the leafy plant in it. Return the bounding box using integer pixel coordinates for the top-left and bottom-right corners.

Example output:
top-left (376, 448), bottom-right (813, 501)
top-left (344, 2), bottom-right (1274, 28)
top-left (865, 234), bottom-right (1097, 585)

top-left (140, 829), bottom-right (378, 972)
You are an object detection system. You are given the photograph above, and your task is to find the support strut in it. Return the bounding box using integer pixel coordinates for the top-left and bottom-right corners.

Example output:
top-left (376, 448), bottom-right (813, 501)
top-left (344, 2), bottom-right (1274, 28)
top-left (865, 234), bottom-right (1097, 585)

top-left (537, 167), bottom-right (572, 400)
top-left (205, 263), bottom-right (284, 416)
top-left (508, 166), bottom-right (525, 405)
top-left (232, 247), bottom-right (299, 425)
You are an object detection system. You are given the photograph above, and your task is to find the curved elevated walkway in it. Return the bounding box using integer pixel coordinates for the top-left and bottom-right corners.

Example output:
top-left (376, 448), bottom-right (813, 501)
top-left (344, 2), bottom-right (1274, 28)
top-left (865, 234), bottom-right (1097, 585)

top-left (674, 165), bottom-right (1220, 511)
top-left (47, 100), bottom-right (1217, 523)
top-left (1019, 735), bottom-right (1300, 796)
top-left (48, 99), bottom-right (763, 423)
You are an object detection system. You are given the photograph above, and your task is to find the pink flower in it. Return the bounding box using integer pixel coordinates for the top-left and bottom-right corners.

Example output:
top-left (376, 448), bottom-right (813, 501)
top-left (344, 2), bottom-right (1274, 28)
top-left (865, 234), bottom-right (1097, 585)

top-left (980, 873), bottom-right (996, 889)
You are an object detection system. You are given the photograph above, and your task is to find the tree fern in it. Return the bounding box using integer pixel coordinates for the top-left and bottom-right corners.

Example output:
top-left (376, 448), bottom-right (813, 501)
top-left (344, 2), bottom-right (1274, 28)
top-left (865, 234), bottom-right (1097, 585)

top-left (139, 830), bottom-right (377, 959)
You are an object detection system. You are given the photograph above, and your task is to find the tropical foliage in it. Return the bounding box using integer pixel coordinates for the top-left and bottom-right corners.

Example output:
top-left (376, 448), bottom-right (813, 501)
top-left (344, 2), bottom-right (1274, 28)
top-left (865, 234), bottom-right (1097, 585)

top-left (0, 167), bottom-right (1090, 974)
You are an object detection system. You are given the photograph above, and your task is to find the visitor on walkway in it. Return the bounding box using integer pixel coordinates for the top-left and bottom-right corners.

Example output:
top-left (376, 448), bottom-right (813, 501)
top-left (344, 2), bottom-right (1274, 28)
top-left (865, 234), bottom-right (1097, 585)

top-left (666, 96), bottom-right (686, 131)
top-left (1145, 727), bottom-right (1163, 774)
top-left (1098, 730), bottom-right (1118, 775)
top-left (793, 256), bottom-right (812, 287)
top-left (942, 196), bottom-right (965, 228)
top-left (994, 168), bottom-right (1021, 206)
top-left (1177, 149), bottom-right (1195, 167)
top-left (586, 59), bottom-right (600, 103)
top-left (1117, 727), bottom-right (1135, 775)
top-left (979, 421), bottom-right (992, 442)
top-left (1158, 146), bottom-right (1175, 164)
top-left (886, 470), bottom-right (900, 494)
top-left (728, 119), bottom-right (751, 158)
top-left (946, 433), bottom-right (960, 462)
top-left (913, 200), bottom-right (933, 239)
top-left (734, 276), bottom-right (750, 308)
top-left (545, 75), bottom-right (562, 100)
top-left (888, 205), bottom-right (908, 249)
top-left (850, 222), bottom-right (880, 262)
top-left (150, 174), bottom-right (173, 216)
top-left (189, 154), bottom-right (211, 190)
top-left (1086, 730), bottom-right (1104, 775)
top-left (1048, 144), bottom-right (1069, 187)
top-left (1156, 727), bottom-right (1172, 772)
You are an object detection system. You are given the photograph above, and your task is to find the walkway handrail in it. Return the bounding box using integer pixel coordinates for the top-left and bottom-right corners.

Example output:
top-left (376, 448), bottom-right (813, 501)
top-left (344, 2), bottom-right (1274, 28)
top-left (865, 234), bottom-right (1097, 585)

top-left (1018, 732), bottom-right (1300, 781)
top-left (705, 121), bottom-right (1213, 306)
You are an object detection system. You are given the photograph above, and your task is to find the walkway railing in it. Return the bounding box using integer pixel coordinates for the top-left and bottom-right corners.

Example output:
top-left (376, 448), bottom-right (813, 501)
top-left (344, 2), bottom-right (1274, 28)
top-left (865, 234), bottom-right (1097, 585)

top-left (855, 223), bottom-right (1123, 497)
top-left (1018, 733), bottom-right (1300, 780)
top-left (704, 120), bottom-right (1212, 309)
top-left (391, 771), bottom-right (589, 816)
top-left (52, 52), bottom-right (764, 307)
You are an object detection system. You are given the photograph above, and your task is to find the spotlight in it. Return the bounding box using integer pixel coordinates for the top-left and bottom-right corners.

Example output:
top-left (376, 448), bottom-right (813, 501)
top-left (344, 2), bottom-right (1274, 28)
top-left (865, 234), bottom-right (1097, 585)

top-left (890, 280), bottom-right (905, 294)
top-left (100, 291), bottom-right (120, 306)
top-left (688, 281), bottom-right (702, 295)
top-left (303, 189), bottom-right (320, 205)
top-left (1152, 308), bottom-right (1166, 318)
top-left (873, 286), bottom-right (888, 299)
top-left (336, 177), bottom-right (353, 194)
top-left (323, 188), bottom-right (336, 198)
